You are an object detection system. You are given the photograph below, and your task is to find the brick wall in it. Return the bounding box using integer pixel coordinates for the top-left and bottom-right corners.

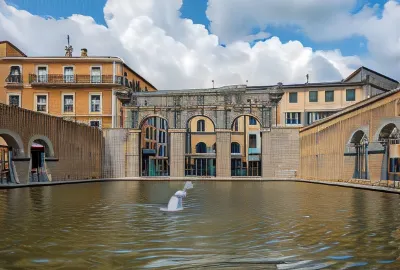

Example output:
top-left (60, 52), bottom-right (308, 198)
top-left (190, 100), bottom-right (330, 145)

top-left (262, 127), bottom-right (300, 178)
top-left (0, 103), bottom-right (103, 183)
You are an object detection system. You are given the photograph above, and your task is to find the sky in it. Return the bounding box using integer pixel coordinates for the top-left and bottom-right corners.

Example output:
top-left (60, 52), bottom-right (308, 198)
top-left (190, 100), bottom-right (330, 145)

top-left (1, 0), bottom-right (399, 89)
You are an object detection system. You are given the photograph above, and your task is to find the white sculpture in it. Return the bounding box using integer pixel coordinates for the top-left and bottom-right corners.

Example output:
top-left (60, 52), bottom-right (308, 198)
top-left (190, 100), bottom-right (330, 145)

top-left (160, 181), bottom-right (193, 212)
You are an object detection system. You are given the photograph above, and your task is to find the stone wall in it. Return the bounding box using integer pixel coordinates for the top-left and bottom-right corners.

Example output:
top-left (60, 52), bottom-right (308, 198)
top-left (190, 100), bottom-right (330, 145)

top-left (262, 128), bottom-right (300, 178)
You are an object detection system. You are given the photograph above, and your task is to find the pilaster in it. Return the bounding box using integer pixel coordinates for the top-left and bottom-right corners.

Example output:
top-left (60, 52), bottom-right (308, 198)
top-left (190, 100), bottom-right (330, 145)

top-left (169, 129), bottom-right (186, 177)
top-left (216, 129), bottom-right (231, 178)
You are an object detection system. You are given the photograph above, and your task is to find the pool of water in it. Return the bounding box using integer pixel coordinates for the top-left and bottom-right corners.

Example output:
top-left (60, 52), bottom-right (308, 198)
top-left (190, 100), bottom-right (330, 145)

top-left (1, 181), bottom-right (400, 269)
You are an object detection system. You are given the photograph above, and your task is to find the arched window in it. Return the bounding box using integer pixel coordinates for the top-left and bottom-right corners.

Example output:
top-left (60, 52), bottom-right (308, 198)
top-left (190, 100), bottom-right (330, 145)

top-left (197, 120), bottom-right (205, 132)
top-left (231, 142), bottom-right (240, 154)
top-left (196, 142), bottom-right (207, 153)
top-left (249, 116), bottom-right (257, 125)
top-left (212, 143), bottom-right (216, 153)
top-left (146, 127), bottom-right (149, 139)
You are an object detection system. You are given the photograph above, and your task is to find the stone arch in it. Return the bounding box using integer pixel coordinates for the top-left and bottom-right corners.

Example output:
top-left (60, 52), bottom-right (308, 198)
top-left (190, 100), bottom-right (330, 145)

top-left (0, 129), bottom-right (25, 157)
top-left (230, 114), bottom-right (262, 130)
top-left (346, 126), bottom-right (369, 146)
top-left (139, 114), bottom-right (169, 129)
top-left (373, 119), bottom-right (400, 142)
top-left (183, 111), bottom-right (217, 130)
top-left (28, 135), bottom-right (55, 158)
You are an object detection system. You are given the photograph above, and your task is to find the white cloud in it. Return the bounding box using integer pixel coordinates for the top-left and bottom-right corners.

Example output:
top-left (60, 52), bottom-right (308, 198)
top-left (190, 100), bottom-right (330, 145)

top-left (0, 0), bottom-right (373, 90)
top-left (206, 0), bottom-right (400, 81)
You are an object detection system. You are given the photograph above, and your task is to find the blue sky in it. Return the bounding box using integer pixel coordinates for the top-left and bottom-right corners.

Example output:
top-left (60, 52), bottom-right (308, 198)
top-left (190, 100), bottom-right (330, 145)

top-left (5, 0), bottom-right (389, 57)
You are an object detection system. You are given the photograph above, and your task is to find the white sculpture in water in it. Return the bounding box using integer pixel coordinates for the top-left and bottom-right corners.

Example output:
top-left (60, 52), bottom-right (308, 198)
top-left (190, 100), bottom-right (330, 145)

top-left (160, 181), bottom-right (193, 212)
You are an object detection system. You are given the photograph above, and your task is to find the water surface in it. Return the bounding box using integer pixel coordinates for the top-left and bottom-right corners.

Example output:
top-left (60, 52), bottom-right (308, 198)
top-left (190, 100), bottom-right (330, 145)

top-left (0, 181), bottom-right (400, 269)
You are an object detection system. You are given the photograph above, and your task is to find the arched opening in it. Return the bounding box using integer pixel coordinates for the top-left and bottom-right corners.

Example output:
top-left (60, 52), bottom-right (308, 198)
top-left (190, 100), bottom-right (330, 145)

top-left (28, 135), bottom-right (55, 183)
top-left (377, 123), bottom-right (400, 181)
top-left (231, 115), bottom-right (262, 177)
top-left (185, 116), bottom-right (216, 177)
top-left (196, 142), bottom-right (207, 153)
top-left (140, 116), bottom-right (169, 176)
top-left (0, 130), bottom-right (24, 184)
top-left (349, 130), bottom-right (369, 179)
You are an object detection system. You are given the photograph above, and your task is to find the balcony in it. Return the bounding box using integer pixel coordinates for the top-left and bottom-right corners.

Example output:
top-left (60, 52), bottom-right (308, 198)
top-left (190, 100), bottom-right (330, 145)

top-left (5, 75), bottom-right (23, 88)
top-left (29, 74), bottom-right (124, 87)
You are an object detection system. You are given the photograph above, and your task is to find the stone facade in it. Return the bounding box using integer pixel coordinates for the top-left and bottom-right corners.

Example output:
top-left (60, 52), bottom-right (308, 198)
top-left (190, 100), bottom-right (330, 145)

top-left (0, 103), bottom-right (103, 184)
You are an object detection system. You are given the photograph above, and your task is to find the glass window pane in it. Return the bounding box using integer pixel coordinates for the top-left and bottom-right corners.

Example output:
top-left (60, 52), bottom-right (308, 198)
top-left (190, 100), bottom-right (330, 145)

top-left (309, 91), bottom-right (318, 102)
top-left (325, 91), bottom-right (334, 102)
top-left (289, 92), bottom-right (298, 103)
top-left (346, 89), bottom-right (356, 101)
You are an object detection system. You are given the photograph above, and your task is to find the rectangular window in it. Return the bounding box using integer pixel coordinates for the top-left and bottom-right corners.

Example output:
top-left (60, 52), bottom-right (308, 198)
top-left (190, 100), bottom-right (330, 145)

top-left (64, 67), bottom-right (74, 83)
top-left (90, 67), bottom-right (101, 83)
top-left (325, 90), bottom-right (334, 102)
top-left (63, 94), bottom-right (74, 113)
top-left (8, 94), bottom-right (20, 107)
top-left (307, 111), bottom-right (335, 125)
top-left (37, 66), bottom-right (48, 83)
top-left (309, 91), bottom-right (318, 102)
top-left (89, 120), bottom-right (101, 128)
top-left (289, 92), bottom-right (298, 103)
top-left (90, 94), bottom-right (101, 113)
top-left (36, 95), bottom-right (47, 112)
top-left (249, 134), bottom-right (257, 148)
top-left (285, 112), bottom-right (301, 125)
top-left (346, 89), bottom-right (356, 101)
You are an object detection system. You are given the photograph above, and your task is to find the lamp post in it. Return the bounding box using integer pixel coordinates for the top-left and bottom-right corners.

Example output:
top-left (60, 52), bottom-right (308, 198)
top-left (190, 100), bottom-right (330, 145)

top-left (269, 82), bottom-right (284, 127)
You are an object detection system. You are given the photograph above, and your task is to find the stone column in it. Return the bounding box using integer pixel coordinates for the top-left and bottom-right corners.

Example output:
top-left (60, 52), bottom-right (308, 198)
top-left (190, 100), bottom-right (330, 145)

top-left (261, 129), bottom-right (273, 178)
top-left (126, 129), bottom-right (140, 177)
top-left (12, 158), bottom-right (30, 184)
top-left (169, 129), bottom-right (186, 178)
top-left (216, 129), bottom-right (231, 178)
top-left (381, 142), bottom-right (389, 180)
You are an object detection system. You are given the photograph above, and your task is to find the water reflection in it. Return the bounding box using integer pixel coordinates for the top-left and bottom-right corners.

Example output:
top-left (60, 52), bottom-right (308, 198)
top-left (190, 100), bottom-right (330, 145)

top-left (0, 181), bottom-right (400, 269)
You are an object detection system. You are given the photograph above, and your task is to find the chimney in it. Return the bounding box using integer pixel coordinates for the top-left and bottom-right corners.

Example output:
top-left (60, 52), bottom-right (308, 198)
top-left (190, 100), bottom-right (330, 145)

top-left (81, 48), bottom-right (88, 57)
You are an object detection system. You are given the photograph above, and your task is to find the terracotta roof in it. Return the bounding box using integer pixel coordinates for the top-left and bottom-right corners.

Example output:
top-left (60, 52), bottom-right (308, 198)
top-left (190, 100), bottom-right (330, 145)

top-left (0, 41), bottom-right (27, 57)
top-left (300, 87), bottom-right (400, 132)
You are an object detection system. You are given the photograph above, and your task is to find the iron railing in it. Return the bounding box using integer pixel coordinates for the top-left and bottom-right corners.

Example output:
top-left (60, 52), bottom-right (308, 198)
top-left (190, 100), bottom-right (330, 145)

top-left (5, 75), bottom-right (23, 84)
top-left (29, 74), bottom-right (124, 85)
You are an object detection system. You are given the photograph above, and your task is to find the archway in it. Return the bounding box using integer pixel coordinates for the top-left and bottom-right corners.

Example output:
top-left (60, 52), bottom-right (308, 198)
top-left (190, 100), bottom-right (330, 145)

top-left (231, 115), bottom-right (262, 176)
top-left (377, 123), bottom-right (400, 181)
top-left (349, 130), bottom-right (369, 179)
top-left (185, 115), bottom-right (216, 177)
top-left (0, 130), bottom-right (24, 184)
top-left (28, 135), bottom-right (55, 182)
top-left (140, 116), bottom-right (169, 176)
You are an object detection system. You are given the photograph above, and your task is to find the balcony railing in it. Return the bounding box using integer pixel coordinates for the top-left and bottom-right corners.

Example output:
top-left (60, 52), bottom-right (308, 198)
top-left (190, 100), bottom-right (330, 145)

top-left (29, 74), bottom-right (124, 85)
top-left (5, 75), bottom-right (23, 84)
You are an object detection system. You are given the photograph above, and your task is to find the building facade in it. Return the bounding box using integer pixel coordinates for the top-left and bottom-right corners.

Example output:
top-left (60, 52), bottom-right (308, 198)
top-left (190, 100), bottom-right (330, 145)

top-left (250, 67), bottom-right (399, 128)
top-left (0, 40), bottom-right (156, 129)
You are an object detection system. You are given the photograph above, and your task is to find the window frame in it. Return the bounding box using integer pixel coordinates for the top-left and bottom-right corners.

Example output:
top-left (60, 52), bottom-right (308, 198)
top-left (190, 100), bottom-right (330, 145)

top-left (325, 90), bottom-right (334, 102)
top-left (6, 92), bottom-right (21, 107)
top-left (36, 65), bottom-right (48, 83)
top-left (63, 65), bottom-right (75, 83)
top-left (8, 65), bottom-right (23, 83)
top-left (89, 119), bottom-right (102, 129)
top-left (62, 93), bottom-right (75, 114)
top-left (90, 66), bottom-right (102, 83)
top-left (34, 93), bottom-right (48, 113)
top-left (309, 91), bottom-right (318, 102)
top-left (289, 92), bottom-right (298, 103)
top-left (285, 112), bottom-right (301, 125)
top-left (346, 89), bottom-right (356, 102)
top-left (197, 119), bottom-right (205, 132)
top-left (249, 134), bottom-right (257, 148)
top-left (89, 92), bottom-right (102, 114)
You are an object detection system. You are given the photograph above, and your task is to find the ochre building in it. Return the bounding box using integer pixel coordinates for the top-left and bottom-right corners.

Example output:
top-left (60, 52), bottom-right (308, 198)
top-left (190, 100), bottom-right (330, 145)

top-left (0, 40), bottom-right (156, 129)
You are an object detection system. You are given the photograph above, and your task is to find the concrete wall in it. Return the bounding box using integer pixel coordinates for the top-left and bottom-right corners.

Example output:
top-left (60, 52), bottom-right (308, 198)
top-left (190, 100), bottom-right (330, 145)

top-left (0, 103), bottom-right (103, 184)
top-left (262, 128), bottom-right (300, 178)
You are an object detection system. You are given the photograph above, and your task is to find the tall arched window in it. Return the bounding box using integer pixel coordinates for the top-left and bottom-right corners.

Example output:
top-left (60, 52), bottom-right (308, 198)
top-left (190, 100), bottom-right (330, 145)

top-left (196, 142), bottom-right (207, 153)
top-left (197, 120), bottom-right (205, 132)
top-left (231, 142), bottom-right (240, 154)
top-left (146, 127), bottom-right (150, 139)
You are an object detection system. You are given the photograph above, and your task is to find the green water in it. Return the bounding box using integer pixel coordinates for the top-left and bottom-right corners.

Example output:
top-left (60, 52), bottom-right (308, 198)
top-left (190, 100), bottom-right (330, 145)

top-left (0, 181), bottom-right (400, 269)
